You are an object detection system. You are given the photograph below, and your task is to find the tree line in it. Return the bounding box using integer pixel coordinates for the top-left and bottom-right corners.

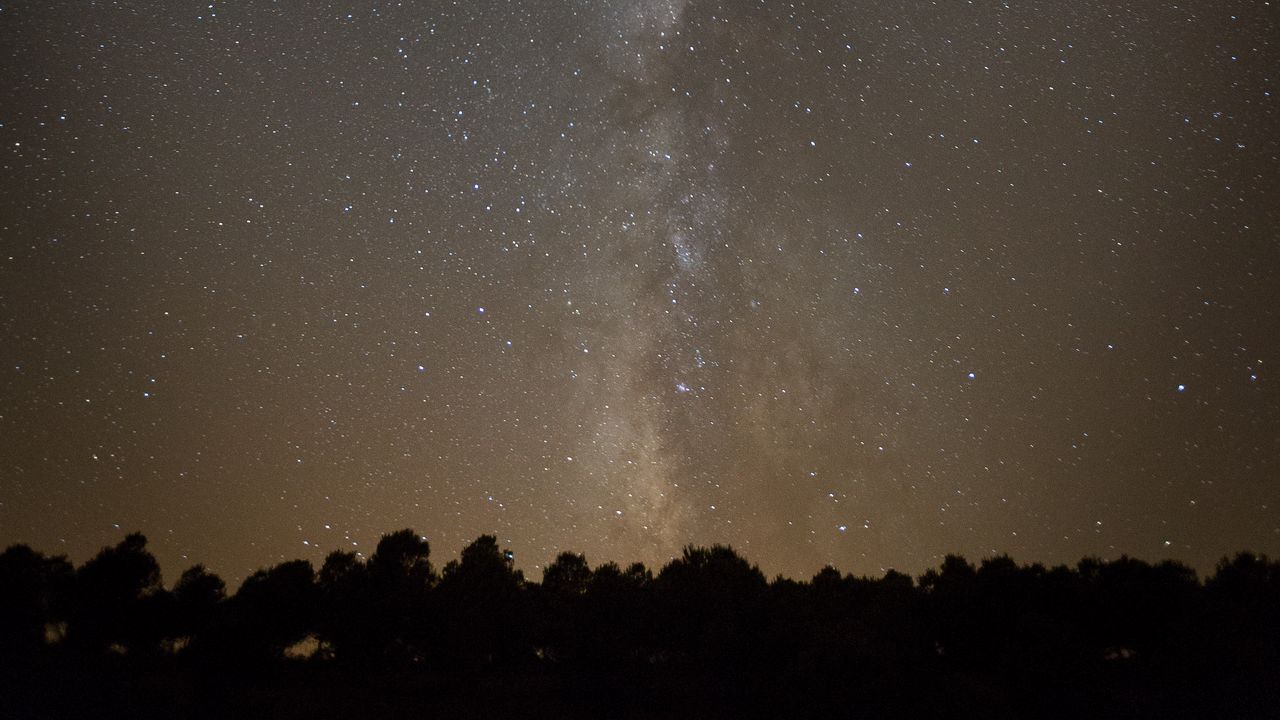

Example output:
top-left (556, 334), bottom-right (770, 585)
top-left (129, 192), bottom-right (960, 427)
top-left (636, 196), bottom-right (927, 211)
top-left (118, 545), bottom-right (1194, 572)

top-left (2, 530), bottom-right (1278, 718)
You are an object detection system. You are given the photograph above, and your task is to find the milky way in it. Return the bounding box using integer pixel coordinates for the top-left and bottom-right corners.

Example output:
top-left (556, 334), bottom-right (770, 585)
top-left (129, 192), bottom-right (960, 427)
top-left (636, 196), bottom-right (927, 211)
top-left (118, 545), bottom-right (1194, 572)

top-left (1, 0), bottom-right (1277, 583)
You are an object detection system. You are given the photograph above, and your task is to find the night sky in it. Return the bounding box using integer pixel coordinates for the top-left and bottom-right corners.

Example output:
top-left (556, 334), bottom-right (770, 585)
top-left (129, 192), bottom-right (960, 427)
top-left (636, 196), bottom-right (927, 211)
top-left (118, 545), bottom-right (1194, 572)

top-left (2, 1), bottom-right (1277, 585)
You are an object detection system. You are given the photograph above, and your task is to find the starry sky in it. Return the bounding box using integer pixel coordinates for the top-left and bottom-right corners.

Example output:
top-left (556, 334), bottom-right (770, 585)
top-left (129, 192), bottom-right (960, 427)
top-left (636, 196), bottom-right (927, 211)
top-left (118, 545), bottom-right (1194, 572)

top-left (2, 0), bottom-right (1277, 584)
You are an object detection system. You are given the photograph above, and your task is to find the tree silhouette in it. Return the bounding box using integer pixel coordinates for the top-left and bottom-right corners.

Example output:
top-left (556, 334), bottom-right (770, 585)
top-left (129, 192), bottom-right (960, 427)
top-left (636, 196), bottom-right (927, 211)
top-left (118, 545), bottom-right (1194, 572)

top-left (67, 533), bottom-right (164, 655)
top-left (316, 549), bottom-right (373, 665)
top-left (535, 551), bottom-right (592, 663)
top-left (222, 559), bottom-right (316, 664)
top-left (369, 529), bottom-right (435, 589)
top-left (436, 535), bottom-right (527, 669)
top-left (655, 545), bottom-right (767, 669)
top-left (0, 544), bottom-right (72, 661)
top-left (363, 529), bottom-right (434, 664)
top-left (542, 551), bottom-right (591, 597)
top-left (1201, 551), bottom-right (1280, 704)
top-left (170, 564), bottom-right (225, 652)
top-left (582, 560), bottom-right (654, 668)
top-left (4, 529), bottom-right (1279, 719)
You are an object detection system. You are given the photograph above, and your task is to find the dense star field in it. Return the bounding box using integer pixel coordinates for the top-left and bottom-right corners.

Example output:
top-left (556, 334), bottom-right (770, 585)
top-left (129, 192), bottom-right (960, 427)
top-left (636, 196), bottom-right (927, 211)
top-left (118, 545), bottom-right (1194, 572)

top-left (1, 1), bottom-right (1277, 584)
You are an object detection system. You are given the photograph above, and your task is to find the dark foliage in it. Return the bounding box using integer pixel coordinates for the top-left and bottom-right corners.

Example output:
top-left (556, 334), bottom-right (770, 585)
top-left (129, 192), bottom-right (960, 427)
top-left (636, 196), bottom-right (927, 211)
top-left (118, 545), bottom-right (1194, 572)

top-left (2, 531), bottom-right (1277, 719)
top-left (0, 544), bottom-right (72, 659)
top-left (67, 532), bottom-right (165, 656)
